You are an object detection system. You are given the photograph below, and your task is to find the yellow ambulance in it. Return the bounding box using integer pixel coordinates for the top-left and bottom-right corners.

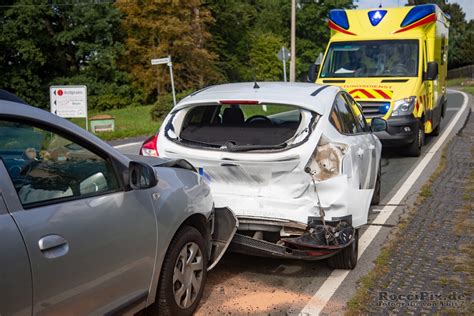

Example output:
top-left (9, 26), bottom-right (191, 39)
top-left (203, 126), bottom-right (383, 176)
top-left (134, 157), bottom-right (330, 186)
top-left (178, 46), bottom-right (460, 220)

top-left (310, 4), bottom-right (449, 156)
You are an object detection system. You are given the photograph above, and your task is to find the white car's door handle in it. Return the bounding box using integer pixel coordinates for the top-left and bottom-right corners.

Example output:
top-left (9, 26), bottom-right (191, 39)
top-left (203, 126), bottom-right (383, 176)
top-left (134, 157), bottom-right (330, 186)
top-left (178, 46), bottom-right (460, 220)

top-left (357, 148), bottom-right (364, 157)
top-left (368, 144), bottom-right (375, 150)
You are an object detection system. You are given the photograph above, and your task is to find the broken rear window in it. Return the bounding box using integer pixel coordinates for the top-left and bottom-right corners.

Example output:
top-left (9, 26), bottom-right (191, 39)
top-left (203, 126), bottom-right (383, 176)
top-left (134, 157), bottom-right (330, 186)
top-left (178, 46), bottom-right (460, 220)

top-left (166, 103), bottom-right (317, 151)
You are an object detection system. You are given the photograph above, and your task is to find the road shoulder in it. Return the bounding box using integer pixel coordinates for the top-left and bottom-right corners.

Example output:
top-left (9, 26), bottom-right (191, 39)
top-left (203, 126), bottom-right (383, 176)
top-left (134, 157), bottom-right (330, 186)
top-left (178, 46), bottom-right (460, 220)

top-left (346, 105), bottom-right (473, 315)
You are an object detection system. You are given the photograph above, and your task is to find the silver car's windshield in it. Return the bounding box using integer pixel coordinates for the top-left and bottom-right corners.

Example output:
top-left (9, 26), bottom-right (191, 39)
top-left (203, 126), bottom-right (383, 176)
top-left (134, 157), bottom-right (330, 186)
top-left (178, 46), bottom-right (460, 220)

top-left (320, 40), bottom-right (419, 78)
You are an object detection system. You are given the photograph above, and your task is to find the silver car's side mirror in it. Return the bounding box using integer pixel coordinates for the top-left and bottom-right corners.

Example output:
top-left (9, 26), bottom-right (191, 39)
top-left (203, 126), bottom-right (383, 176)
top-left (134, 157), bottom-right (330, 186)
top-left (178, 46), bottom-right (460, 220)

top-left (129, 161), bottom-right (158, 190)
top-left (371, 118), bottom-right (387, 132)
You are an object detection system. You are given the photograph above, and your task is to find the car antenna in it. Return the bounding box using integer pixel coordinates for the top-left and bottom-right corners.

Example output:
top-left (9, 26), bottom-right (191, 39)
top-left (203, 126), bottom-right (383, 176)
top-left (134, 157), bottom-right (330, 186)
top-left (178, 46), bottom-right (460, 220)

top-left (252, 66), bottom-right (260, 89)
top-left (253, 79), bottom-right (260, 89)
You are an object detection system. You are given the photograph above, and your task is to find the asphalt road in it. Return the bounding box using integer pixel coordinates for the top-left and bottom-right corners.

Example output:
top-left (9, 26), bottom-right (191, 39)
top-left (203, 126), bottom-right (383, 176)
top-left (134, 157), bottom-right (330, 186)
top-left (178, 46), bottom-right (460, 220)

top-left (114, 90), bottom-right (468, 315)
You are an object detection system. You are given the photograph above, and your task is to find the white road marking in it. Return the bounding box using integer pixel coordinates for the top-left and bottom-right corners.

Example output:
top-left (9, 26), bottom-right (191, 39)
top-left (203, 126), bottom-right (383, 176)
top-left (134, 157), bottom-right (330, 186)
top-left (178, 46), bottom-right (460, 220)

top-left (113, 141), bottom-right (142, 149)
top-left (300, 90), bottom-right (469, 315)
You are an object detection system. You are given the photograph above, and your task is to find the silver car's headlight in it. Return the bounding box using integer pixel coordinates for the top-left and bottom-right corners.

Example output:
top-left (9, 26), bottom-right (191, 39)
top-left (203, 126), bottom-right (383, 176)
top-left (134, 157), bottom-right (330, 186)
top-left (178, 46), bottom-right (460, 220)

top-left (391, 96), bottom-right (416, 117)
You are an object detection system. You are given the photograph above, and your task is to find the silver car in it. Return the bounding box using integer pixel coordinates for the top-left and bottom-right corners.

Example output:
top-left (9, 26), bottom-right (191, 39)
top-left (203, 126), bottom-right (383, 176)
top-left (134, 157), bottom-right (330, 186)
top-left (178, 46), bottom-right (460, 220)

top-left (0, 91), bottom-right (236, 315)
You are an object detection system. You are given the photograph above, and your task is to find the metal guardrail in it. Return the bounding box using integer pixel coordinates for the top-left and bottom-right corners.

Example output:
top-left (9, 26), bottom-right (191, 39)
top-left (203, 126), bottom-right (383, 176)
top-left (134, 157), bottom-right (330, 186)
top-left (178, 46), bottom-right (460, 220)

top-left (447, 65), bottom-right (474, 79)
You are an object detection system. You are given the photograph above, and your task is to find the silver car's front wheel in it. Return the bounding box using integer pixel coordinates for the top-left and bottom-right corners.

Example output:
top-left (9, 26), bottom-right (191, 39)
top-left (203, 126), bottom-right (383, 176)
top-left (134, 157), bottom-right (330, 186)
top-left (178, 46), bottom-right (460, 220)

top-left (154, 226), bottom-right (208, 316)
top-left (173, 242), bottom-right (204, 309)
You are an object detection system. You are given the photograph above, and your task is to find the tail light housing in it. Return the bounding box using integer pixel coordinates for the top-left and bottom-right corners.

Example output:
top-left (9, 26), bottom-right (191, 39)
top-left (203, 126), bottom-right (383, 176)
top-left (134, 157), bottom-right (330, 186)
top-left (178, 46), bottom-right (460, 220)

top-left (140, 134), bottom-right (159, 157)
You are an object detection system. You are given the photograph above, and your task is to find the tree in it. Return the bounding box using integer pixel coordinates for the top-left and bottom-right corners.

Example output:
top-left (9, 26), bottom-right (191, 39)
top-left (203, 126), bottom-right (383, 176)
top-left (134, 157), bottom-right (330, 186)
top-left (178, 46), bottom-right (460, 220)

top-left (0, 0), bottom-right (134, 110)
top-left (116, 0), bottom-right (221, 101)
top-left (0, 0), bottom-right (58, 107)
top-left (247, 31), bottom-right (285, 81)
top-left (295, 0), bottom-right (353, 80)
top-left (51, 1), bottom-right (135, 110)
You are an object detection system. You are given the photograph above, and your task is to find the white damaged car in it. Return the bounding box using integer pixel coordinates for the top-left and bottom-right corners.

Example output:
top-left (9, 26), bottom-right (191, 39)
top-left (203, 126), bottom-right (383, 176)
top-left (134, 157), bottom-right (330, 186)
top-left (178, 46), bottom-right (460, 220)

top-left (141, 82), bottom-right (386, 269)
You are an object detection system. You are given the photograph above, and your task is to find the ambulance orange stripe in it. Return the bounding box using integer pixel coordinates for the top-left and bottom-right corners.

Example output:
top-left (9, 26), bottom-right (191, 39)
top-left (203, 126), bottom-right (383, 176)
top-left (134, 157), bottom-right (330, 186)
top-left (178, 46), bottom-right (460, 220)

top-left (374, 89), bottom-right (391, 100)
top-left (328, 20), bottom-right (357, 36)
top-left (393, 13), bottom-right (437, 34)
top-left (355, 89), bottom-right (376, 99)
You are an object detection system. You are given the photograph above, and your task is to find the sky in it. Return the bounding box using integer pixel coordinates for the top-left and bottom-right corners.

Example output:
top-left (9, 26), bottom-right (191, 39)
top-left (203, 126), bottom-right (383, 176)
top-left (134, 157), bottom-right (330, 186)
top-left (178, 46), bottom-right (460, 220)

top-left (355, 0), bottom-right (474, 21)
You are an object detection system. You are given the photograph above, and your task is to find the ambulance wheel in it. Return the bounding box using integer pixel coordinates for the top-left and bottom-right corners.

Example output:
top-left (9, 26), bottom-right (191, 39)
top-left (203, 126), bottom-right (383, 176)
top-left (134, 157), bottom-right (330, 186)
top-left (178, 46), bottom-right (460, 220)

top-left (431, 123), bottom-right (441, 136)
top-left (327, 229), bottom-right (359, 270)
top-left (406, 122), bottom-right (424, 157)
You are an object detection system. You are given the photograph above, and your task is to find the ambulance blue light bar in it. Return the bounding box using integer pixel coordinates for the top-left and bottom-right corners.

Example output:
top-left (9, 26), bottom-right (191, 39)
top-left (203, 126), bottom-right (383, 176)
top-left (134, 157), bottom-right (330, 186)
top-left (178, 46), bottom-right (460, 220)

top-left (401, 4), bottom-right (436, 27)
top-left (368, 10), bottom-right (387, 26)
top-left (329, 9), bottom-right (350, 30)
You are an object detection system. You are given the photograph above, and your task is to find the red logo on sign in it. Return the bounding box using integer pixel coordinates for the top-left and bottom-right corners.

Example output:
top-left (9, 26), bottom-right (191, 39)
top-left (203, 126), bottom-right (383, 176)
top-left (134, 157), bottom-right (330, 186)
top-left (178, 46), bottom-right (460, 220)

top-left (57, 89), bottom-right (63, 96)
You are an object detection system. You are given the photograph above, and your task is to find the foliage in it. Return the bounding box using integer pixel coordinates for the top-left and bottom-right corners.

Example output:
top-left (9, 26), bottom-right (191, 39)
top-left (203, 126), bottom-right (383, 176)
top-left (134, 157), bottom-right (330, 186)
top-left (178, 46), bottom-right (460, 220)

top-left (1, 0), bottom-right (472, 140)
top-left (150, 89), bottom-right (195, 122)
top-left (0, 0), bottom-right (135, 110)
top-left (116, 0), bottom-right (221, 102)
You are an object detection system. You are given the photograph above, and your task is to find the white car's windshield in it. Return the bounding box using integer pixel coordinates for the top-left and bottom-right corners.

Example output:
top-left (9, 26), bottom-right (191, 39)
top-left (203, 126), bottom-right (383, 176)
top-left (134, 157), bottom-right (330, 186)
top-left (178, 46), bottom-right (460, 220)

top-left (320, 40), bottom-right (419, 78)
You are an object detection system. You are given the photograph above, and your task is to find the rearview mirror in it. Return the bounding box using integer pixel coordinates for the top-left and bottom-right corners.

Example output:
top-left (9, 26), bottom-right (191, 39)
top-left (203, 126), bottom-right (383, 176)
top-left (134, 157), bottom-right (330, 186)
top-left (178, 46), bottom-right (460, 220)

top-left (371, 118), bottom-right (387, 132)
top-left (129, 161), bottom-right (158, 190)
top-left (307, 52), bottom-right (323, 83)
top-left (425, 61), bottom-right (438, 81)
top-left (307, 64), bottom-right (319, 82)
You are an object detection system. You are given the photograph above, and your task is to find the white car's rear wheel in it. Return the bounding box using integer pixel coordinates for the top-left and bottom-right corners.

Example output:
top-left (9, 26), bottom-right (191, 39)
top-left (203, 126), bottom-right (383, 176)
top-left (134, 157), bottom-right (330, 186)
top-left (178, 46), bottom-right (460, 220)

top-left (327, 229), bottom-right (359, 270)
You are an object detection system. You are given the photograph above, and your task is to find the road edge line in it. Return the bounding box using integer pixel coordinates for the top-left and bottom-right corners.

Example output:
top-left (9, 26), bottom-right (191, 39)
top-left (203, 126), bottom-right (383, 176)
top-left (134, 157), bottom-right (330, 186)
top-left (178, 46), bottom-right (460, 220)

top-left (300, 90), bottom-right (469, 315)
top-left (113, 141), bottom-right (143, 149)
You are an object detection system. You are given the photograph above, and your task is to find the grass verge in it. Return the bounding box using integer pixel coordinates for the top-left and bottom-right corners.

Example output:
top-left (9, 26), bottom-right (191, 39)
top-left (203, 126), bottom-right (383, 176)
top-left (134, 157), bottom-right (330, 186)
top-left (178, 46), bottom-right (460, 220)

top-left (346, 143), bottom-right (450, 315)
top-left (70, 105), bottom-right (160, 141)
top-left (447, 78), bottom-right (474, 95)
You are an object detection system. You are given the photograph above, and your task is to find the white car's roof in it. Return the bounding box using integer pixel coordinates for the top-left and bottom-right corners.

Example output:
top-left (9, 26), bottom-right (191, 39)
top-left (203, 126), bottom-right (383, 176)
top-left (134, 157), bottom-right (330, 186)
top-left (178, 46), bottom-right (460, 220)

top-left (175, 82), bottom-right (340, 115)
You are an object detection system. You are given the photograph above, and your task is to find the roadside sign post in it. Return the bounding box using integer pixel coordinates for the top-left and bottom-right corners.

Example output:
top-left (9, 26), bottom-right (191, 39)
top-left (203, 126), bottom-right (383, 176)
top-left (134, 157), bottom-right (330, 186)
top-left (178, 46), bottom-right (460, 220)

top-left (151, 56), bottom-right (177, 106)
top-left (277, 47), bottom-right (291, 82)
top-left (50, 85), bottom-right (88, 130)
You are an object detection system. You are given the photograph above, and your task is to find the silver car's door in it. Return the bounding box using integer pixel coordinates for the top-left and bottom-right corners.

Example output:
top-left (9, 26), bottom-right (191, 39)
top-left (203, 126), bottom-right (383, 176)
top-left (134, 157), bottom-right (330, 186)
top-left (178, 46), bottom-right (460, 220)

top-left (0, 163), bottom-right (32, 316)
top-left (0, 120), bottom-right (157, 315)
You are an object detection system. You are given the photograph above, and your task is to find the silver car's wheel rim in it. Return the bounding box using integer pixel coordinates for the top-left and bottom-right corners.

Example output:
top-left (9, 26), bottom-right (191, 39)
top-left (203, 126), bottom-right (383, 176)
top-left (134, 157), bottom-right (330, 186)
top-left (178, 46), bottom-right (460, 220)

top-left (173, 241), bottom-right (204, 309)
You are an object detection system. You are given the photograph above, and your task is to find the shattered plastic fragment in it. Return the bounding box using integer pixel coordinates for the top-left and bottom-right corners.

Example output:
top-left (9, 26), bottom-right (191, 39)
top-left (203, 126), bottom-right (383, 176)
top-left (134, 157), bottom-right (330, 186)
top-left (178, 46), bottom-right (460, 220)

top-left (306, 135), bottom-right (348, 181)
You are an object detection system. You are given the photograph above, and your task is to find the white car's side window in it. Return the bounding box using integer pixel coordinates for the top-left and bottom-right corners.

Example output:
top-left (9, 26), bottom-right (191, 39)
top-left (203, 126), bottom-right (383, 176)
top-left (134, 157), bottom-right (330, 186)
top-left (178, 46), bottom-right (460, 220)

top-left (0, 120), bottom-right (120, 207)
top-left (333, 94), bottom-right (361, 135)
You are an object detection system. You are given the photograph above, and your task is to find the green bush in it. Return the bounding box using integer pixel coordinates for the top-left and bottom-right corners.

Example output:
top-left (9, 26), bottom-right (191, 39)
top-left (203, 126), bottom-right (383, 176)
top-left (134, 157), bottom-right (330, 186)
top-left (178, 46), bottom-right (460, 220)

top-left (149, 90), bottom-right (194, 121)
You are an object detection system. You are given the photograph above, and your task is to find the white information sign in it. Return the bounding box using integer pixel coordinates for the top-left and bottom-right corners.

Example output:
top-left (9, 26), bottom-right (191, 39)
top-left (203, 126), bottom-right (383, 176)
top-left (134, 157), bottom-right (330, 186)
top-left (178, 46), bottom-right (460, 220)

top-left (50, 85), bottom-right (87, 118)
top-left (151, 57), bottom-right (171, 65)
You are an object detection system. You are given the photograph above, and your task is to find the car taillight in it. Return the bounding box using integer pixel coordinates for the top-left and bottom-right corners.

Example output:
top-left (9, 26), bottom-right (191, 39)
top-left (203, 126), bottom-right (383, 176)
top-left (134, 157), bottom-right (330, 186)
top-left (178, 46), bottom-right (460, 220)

top-left (140, 134), bottom-right (159, 157)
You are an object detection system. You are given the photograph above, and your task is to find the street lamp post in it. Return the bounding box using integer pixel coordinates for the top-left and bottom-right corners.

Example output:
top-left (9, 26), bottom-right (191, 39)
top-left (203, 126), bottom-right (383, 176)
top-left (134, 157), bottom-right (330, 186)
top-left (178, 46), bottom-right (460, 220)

top-left (290, 0), bottom-right (296, 82)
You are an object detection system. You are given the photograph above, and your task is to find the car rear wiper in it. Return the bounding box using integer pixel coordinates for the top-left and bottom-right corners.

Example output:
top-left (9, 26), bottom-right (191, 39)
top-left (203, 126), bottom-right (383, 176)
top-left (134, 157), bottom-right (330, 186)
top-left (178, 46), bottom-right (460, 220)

top-left (224, 141), bottom-right (287, 152)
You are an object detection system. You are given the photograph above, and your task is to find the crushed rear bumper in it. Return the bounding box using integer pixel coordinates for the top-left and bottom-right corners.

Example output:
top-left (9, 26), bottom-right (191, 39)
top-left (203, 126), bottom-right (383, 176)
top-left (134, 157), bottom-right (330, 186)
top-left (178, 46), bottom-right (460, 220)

top-left (229, 233), bottom-right (354, 261)
top-left (228, 216), bottom-right (355, 261)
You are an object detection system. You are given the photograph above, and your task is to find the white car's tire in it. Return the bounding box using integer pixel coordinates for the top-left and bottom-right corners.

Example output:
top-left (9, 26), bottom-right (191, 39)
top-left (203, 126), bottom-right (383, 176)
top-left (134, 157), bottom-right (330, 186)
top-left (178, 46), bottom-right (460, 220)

top-left (327, 229), bottom-right (359, 270)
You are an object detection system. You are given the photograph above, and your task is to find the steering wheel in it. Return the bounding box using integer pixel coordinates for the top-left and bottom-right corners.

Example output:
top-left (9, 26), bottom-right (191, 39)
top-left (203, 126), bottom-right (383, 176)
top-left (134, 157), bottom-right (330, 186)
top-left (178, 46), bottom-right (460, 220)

top-left (20, 159), bottom-right (40, 176)
top-left (391, 63), bottom-right (408, 75)
top-left (245, 115), bottom-right (272, 125)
